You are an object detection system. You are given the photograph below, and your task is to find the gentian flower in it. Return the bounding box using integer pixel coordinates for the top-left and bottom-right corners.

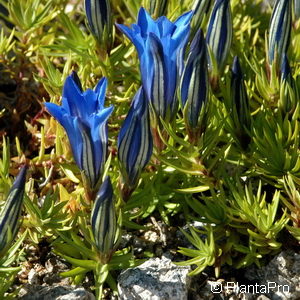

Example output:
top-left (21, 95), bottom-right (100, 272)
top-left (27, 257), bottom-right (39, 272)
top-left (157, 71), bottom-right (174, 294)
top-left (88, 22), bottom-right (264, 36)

top-left (118, 87), bottom-right (153, 197)
top-left (180, 29), bottom-right (208, 141)
top-left (206, 0), bottom-right (232, 89)
top-left (0, 166), bottom-right (27, 256)
top-left (230, 56), bottom-right (251, 149)
top-left (116, 8), bottom-right (193, 124)
top-left (85, 0), bottom-right (113, 48)
top-left (91, 176), bottom-right (117, 263)
top-left (45, 72), bottom-right (113, 190)
top-left (268, 0), bottom-right (292, 69)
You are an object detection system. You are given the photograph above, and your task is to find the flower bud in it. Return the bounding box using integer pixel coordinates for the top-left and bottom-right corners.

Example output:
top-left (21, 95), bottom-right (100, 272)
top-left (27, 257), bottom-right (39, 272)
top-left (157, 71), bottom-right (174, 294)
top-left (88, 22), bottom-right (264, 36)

top-left (180, 29), bottom-right (208, 141)
top-left (118, 87), bottom-right (153, 197)
top-left (268, 0), bottom-right (292, 69)
top-left (230, 56), bottom-right (251, 149)
top-left (206, 0), bottom-right (232, 88)
top-left (0, 166), bottom-right (27, 256)
top-left (85, 0), bottom-right (113, 49)
top-left (91, 176), bottom-right (117, 263)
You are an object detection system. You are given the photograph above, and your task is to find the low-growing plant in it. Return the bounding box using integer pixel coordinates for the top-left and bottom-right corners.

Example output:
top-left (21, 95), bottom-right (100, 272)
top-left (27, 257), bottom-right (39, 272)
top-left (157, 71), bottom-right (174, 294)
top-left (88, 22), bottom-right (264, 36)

top-left (0, 0), bottom-right (300, 298)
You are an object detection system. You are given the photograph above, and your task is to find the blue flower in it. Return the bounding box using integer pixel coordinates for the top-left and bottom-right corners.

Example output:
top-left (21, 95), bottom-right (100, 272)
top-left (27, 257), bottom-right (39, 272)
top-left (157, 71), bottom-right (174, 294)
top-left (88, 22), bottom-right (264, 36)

top-left (180, 29), bottom-right (208, 135)
top-left (45, 72), bottom-right (113, 190)
top-left (0, 166), bottom-right (27, 256)
top-left (206, 0), bottom-right (232, 77)
top-left (91, 176), bottom-right (117, 263)
top-left (116, 8), bottom-right (193, 123)
top-left (85, 0), bottom-right (113, 47)
top-left (118, 87), bottom-right (153, 190)
top-left (268, 0), bottom-right (292, 68)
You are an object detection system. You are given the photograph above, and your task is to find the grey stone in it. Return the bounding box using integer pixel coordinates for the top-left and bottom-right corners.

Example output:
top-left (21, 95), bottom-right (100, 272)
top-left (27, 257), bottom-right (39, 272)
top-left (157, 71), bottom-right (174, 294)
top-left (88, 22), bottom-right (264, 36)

top-left (18, 285), bottom-right (95, 300)
top-left (256, 296), bottom-right (271, 300)
top-left (245, 251), bottom-right (300, 300)
top-left (27, 269), bottom-right (40, 285)
top-left (118, 256), bottom-right (191, 300)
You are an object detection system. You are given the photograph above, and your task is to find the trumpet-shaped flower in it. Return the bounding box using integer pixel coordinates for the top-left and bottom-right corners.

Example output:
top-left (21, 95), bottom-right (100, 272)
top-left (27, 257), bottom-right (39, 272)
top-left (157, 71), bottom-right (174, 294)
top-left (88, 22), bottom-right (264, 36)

top-left (91, 176), bottom-right (117, 263)
top-left (206, 0), bottom-right (232, 78)
top-left (268, 0), bottom-right (292, 67)
top-left (45, 72), bottom-right (113, 190)
top-left (180, 29), bottom-right (208, 136)
top-left (116, 8), bottom-right (193, 123)
top-left (85, 0), bottom-right (113, 48)
top-left (118, 87), bottom-right (153, 190)
top-left (0, 166), bottom-right (27, 256)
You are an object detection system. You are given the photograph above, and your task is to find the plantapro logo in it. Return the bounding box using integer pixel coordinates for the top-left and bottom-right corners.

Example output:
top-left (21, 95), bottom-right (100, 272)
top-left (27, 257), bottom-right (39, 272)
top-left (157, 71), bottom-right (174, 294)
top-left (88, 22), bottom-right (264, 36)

top-left (210, 281), bottom-right (223, 293)
top-left (210, 281), bottom-right (290, 294)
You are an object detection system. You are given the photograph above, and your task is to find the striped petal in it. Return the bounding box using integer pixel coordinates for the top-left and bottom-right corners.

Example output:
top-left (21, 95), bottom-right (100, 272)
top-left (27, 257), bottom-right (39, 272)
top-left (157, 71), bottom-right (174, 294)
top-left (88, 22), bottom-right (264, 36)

top-left (230, 56), bottom-right (251, 149)
top-left (191, 0), bottom-right (212, 33)
top-left (280, 54), bottom-right (291, 81)
top-left (206, 0), bottom-right (232, 74)
top-left (118, 87), bottom-right (153, 188)
top-left (181, 29), bottom-right (208, 130)
top-left (0, 166), bottom-right (27, 256)
top-left (148, 33), bottom-right (168, 119)
top-left (91, 176), bottom-right (117, 262)
top-left (231, 56), bottom-right (251, 129)
top-left (85, 0), bottom-right (112, 46)
top-left (268, 0), bottom-right (292, 67)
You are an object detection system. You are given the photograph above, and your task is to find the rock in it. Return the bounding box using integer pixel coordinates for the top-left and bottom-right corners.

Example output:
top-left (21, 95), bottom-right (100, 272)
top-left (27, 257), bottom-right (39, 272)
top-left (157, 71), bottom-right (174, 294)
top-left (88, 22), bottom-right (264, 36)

top-left (245, 251), bottom-right (300, 300)
top-left (143, 230), bottom-right (160, 243)
top-left (27, 264), bottom-right (47, 285)
top-left (119, 233), bottom-right (133, 249)
top-left (18, 285), bottom-right (95, 300)
top-left (27, 269), bottom-right (39, 285)
top-left (256, 296), bottom-right (271, 300)
top-left (118, 256), bottom-right (191, 300)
